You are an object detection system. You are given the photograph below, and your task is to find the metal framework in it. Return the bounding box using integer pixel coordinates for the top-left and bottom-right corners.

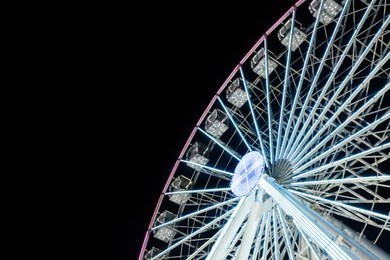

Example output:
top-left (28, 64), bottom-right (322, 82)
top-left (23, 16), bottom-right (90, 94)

top-left (139, 0), bottom-right (390, 259)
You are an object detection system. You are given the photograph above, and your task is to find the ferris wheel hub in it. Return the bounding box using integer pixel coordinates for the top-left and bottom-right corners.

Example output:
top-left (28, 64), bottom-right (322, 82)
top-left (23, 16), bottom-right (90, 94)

top-left (230, 151), bottom-right (265, 196)
top-left (268, 159), bottom-right (293, 184)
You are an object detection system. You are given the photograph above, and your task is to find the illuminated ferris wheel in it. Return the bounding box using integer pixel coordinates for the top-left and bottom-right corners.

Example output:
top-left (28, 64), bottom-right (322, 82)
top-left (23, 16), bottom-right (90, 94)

top-left (139, 0), bottom-right (390, 259)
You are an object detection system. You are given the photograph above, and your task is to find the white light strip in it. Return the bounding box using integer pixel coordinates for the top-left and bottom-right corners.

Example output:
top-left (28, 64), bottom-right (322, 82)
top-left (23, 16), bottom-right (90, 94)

top-left (288, 189), bottom-right (390, 221)
top-left (181, 159), bottom-right (234, 176)
top-left (239, 67), bottom-right (270, 168)
top-left (259, 175), bottom-right (352, 259)
top-left (217, 96), bottom-right (252, 152)
top-left (290, 175), bottom-right (390, 186)
top-left (293, 142), bottom-right (390, 180)
top-left (198, 127), bottom-right (241, 161)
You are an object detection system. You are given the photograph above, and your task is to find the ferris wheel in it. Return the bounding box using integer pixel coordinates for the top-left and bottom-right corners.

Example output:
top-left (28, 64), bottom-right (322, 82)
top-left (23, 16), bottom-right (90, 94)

top-left (139, 0), bottom-right (390, 259)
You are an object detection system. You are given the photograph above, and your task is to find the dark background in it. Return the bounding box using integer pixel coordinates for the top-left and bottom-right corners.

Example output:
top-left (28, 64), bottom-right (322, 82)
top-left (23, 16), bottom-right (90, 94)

top-left (75, 1), bottom-right (299, 259)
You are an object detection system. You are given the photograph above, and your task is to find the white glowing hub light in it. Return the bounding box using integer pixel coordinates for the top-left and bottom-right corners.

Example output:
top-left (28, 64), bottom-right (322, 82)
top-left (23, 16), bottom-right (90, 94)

top-left (230, 151), bottom-right (265, 196)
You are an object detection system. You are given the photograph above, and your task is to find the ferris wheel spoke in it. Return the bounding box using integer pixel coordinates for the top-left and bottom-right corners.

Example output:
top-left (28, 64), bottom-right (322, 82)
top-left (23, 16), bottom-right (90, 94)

top-left (261, 211), bottom-right (272, 259)
top-left (290, 22), bottom-right (390, 165)
top-left (151, 196), bottom-right (239, 231)
top-left (217, 96), bottom-right (253, 154)
top-left (164, 187), bottom-right (232, 197)
top-left (181, 159), bottom-right (234, 176)
top-left (289, 189), bottom-right (390, 221)
top-left (250, 214), bottom-right (263, 259)
top-left (263, 38), bottom-right (276, 164)
top-left (276, 9), bottom-right (297, 161)
top-left (293, 112), bottom-right (390, 172)
top-left (284, 0), bottom-right (352, 161)
top-left (152, 206), bottom-right (236, 260)
top-left (309, 174), bottom-right (389, 201)
top-left (275, 205), bottom-right (295, 259)
top-left (292, 142), bottom-right (390, 180)
top-left (290, 174), bottom-right (390, 186)
top-left (197, 127), bottom-right (242, 161)
top-left (239, 67), bottom-right (270, 168)
top-left (303, 199), bottom-right (390, 232)
top-left (290, 82), bottom-right (390, 173)
top-left (187, 228), bottom-right (223, 260)
top-left (280, 0), bottom-right (326, 162)
top-left (291, 27), bottom-right (390, 164)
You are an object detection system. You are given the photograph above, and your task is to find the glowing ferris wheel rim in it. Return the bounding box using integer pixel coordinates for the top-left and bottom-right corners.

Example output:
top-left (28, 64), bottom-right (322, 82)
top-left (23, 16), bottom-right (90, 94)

top-left (139, 0), bottom-right (390, 259)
